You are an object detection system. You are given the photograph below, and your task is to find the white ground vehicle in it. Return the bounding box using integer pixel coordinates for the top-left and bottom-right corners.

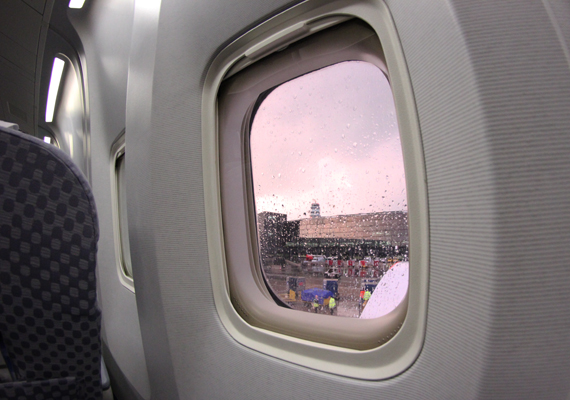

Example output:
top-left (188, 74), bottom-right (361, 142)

top-left (324, 267), bottom-right (341, 279)
top-left (301, 254), bottom-right (327, 271)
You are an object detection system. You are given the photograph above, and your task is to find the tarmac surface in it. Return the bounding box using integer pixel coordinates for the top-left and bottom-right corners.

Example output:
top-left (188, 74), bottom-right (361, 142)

top-left (264, 263), bottom-right (387, 318)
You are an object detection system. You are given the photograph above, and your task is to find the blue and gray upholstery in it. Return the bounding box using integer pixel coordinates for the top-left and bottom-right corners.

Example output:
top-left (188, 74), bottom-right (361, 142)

top-left (0, 123), bottom-right (101, 400)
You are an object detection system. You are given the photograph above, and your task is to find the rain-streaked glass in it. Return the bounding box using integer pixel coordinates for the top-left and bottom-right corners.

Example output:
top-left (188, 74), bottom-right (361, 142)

top-left (250, 61), bottom-right (409, 318)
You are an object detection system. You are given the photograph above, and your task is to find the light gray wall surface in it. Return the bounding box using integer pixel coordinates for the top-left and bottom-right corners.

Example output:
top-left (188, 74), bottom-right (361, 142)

top-left (69, 1), bottom-right (151, 399)
top-left (93, 0), bottom-right (570, 399)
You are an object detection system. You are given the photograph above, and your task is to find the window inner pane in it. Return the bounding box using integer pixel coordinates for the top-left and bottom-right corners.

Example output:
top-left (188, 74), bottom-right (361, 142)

top-left (250, 61), bottom-right (408, 318)
top-left (116, 153), bottom-right (133, 278)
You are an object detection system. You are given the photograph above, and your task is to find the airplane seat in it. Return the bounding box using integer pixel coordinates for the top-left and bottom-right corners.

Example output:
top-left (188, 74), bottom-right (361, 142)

top-left (0, 122), bottom-right (103, 400)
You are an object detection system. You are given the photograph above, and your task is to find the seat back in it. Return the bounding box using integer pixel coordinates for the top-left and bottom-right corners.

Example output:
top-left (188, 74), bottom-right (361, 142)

top-left (0, 123), bottom-right (101, 400)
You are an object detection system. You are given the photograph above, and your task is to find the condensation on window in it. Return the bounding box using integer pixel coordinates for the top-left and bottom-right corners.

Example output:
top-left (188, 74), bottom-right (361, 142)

top-left (250, 61), bottom-right (409, 319)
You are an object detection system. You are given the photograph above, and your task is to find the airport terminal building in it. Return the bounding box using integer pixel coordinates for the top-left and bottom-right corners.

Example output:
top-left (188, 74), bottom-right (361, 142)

top-left (257, 211), bottom-right (409, 261)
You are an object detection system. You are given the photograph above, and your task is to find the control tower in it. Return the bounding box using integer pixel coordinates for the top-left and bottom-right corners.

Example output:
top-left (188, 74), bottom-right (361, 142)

top-left (310, 203), bottom-right (321, 218)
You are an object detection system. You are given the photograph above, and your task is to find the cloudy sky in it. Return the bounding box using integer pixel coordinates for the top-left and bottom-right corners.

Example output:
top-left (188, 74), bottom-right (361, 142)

top-left (250, 61), bottom-right (407, 221)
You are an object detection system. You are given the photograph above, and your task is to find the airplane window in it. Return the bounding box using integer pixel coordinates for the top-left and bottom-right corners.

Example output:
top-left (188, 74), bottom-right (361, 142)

top-left (250, 61), bottom-right (408, 318)
top-left (116, 151), bottom-right (134, 281)
top-left (68, 0), bottom-right (86, 8)
top-left (43, 55), bottom-right (88, 176)
top-left (111, 133), bottom-right (134, 291)
top-left (45, 57), bottom-right (66, 123)
top-left (211, 5), bottom-right (427, 376)
top-left (214, 16), bottom-right (427, 362)
top-left (38, 126), bottom-right (60, 148)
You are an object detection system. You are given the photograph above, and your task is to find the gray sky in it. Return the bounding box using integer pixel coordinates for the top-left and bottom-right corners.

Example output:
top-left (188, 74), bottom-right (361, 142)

top-left (250, 61), bottom-right (407, 221)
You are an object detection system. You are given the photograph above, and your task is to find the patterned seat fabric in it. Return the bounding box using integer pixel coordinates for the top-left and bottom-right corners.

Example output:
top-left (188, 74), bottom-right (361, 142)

top-left (0, 377), bottom-right (77, 400)
top-left (0, 124), bottom-right (101, 400)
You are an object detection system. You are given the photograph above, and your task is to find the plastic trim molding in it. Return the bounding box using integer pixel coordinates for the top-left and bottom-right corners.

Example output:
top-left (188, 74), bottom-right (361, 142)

top-left (203, 0), bottom-right (428, 380)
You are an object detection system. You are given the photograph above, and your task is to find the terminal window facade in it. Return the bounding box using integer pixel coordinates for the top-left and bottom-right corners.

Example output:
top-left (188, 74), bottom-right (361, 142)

top-left (250, 61), bottom-right (409, 319)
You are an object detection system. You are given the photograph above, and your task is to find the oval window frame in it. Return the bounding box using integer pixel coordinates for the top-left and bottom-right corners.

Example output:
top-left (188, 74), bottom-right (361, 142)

top-left (203, 0), bottom-right (428, 380)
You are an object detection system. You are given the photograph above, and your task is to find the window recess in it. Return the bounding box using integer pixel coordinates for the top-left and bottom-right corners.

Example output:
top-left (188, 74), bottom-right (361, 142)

top-left (205, 0), bottom-right (428, 380)
top-left (220, 18), bottom-right (409, 348)
top-left (111, 133), bottom-right (134, 292)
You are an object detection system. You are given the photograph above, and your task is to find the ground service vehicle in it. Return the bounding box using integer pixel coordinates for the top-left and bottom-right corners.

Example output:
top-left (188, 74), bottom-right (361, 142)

top-left (324, 267), bottom-right (341, 279)
top-left (1, 0), bottom-right (570, 399)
